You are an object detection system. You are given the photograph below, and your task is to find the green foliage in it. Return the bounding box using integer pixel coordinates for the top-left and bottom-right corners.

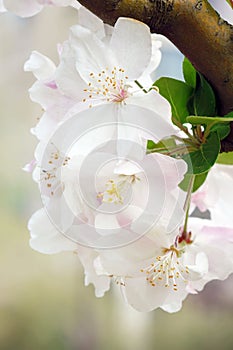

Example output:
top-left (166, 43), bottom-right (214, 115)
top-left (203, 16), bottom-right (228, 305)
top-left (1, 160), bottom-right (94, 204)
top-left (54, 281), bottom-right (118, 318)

top-left (154, 59), bottom-right (216, 124)
top-left (186, 115), bottom-right (233, 125)
top-left (147, 140), bottom-right (156, 150)
top-left (217, 152), bottom-right (233, 165)
top-left (179, 172), bottom-right (208, 193)
top-left (183, 57), bottom-right (196, 89)
top-left (187, 112), bottom-right (232, 140)
top-left (151, 57), bottom-right (231, 193)
top-left (154, 77), bottom-right (193, 124)
top-left (182, 132), bottom-right (220, 174)
top-left (187, 73), bottom-right (216, 117)
top-left (210, 124), bottom-right (230, 140)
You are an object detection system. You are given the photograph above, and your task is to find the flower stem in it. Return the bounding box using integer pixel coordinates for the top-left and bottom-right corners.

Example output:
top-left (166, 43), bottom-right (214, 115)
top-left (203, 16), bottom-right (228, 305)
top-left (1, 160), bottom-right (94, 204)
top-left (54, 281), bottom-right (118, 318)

top-left (172, 118), bottom-right (201, 146)
top-left (183, 174), bottom-right (195, 234)
top-left (202, 121), bottom-right (218, 143)
top-left (147, 145), bottom-right (195, 156)
top-left (134, 80), bottom-right (147, 93)
top-left (171, 135), bottom-right (199, 148)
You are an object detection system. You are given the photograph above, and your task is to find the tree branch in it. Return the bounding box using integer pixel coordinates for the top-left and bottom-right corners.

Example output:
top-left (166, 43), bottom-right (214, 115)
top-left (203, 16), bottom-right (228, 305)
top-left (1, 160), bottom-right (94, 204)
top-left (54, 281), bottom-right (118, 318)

top-left (77, 0), bottom-right (233, 150)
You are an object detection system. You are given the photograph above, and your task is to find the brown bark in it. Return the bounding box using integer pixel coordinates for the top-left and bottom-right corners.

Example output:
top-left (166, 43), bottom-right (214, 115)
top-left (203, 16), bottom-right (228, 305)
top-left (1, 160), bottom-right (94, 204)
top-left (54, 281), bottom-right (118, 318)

top-left (77, 0), bottom-right (233, 150)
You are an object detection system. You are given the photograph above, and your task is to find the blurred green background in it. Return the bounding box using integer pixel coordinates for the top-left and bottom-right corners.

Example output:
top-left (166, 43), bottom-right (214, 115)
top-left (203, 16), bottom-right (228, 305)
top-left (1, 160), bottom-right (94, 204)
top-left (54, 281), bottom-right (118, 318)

top-left (1, 6), bottom-right (233, 350)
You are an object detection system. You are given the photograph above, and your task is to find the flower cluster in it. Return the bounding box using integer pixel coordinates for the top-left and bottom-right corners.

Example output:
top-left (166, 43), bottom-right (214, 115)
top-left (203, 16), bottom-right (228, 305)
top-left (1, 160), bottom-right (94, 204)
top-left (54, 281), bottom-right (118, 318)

top-left (24, 6), bottom-right (233, 312)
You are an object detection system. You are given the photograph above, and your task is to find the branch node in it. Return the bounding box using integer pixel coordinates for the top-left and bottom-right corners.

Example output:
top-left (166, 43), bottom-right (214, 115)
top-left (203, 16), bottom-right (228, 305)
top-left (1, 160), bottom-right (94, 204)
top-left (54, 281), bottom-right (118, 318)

top-left (194, 0), bottom-right (203, 11)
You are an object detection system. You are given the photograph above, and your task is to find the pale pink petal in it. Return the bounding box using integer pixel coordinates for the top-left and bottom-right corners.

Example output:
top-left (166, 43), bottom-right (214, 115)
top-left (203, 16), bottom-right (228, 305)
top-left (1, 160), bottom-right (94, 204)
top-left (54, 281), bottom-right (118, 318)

top-left (188, 217), bottom-right (233, 287)
top-left (22, 159), bottom-right (36, 173)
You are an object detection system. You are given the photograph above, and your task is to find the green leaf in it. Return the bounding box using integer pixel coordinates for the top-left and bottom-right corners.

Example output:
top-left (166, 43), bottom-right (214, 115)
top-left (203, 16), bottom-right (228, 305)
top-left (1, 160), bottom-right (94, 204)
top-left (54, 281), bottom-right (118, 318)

top-left (182, 132), bottom-right (220, 174)
top-left (179, 172), bottom-right (208, 193)
top-left (187, 73), bottom-right (216, 117)
top-left (217, 152), bottom-right (233, 165)
top-left (154, 77), bottom-right (193, 124)
top-left (210, 123), bottom-right (230, 140)
top-left (183, 58), bottom-right (196, 89)
top-left (225, 111), bottom-right (233, 119)
top-left (147, 138), bottom-right (176, 150)
top-left (186, 115), bottom-right (233, 125)
top-left (147, 140), bottom-right (157, 150)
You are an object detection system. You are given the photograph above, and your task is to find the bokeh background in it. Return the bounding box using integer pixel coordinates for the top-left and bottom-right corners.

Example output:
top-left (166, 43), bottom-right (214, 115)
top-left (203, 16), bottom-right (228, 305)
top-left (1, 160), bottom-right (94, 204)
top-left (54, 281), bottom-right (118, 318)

top-left (1, 2), bottom-right (233, 350)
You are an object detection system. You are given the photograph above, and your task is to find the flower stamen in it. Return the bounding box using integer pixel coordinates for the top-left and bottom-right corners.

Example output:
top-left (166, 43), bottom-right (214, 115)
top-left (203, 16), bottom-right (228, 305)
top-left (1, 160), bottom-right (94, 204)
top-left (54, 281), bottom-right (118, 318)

top-left (97, 174), bottom-right (139, 205)
top-left (83, 66), bottom-right (130, 106)
top-left (140, 245), bottom-right (190, 291)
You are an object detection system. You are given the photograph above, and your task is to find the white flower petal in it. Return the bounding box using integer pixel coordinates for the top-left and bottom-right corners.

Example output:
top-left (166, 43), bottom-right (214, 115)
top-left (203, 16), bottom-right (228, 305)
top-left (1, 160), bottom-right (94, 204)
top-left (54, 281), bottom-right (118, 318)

top-left (103, 24), bottom-right (113, 44)
top-left (56, 41), bottom-right (87, 100)
top-left (161, 302), bottom-right (183, 313)
top-left (125, 277), bottom-right (168, 312)
top-left (138, 35), bottom-right (162, 87)
top-left (28, 208), bottom-right (77, 254)
top-left (191, 163), bottom-right (233, 227)
top-left (127, 89), bottom-right (172, 124)
top-left (95, 211), bottom-right (120, 234)
top-left (189, 218), bottom-right (233, 284)
top-left (186, 252), bottom-right (209, 280)
top-left (110, 18), bottom-right (152, 79)
top-left (24, 51), bottom-right (56, 81)
top-left (70, 25), bottom-right (114, 84)
top-left (150, 153), bottom-right (187, 191)
top-left (119, 103), bottom-right (175, 146)
top-left (99, 235), bottom-right (159, 277)
top-left (78, 248), bottom-right (110, 297)
top-left (77, 6), bottom-right (105, 39)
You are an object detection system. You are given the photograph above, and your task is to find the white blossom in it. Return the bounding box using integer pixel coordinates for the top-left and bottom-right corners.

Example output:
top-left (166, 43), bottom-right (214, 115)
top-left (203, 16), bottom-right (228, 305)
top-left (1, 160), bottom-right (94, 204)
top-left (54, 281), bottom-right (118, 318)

top-left (97, 216), bottom-right (233, 312)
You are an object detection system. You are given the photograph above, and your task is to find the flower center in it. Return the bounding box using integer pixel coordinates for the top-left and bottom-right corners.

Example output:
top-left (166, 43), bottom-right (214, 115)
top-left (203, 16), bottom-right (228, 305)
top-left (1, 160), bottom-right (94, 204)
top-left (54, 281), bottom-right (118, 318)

top-left (41, 145), bottom-right (70, 197)
top-left (97, 174), bottom-right (139, 205)
top-left (140, 244), bottom-right (189, 291)
top-left (83, 66), bottom-right (130, 107)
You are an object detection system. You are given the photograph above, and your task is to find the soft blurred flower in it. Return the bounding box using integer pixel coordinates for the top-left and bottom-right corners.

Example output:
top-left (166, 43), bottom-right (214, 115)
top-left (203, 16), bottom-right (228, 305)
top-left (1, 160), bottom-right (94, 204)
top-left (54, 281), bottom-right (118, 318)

top-left (188, 217), bottom-right (233, 290)
top-left (28, 145), bottom-right (188, 304)
top-left (191, 164), bottom-right (233, 227)
top-left (0, 0), bottom-right (6, 12)
top-left (30, 111), bottom-right (186, 246)
top-left (0, 0), bottom-right (80, 17)
top-left (24, 7), bottom-right (233, 314)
